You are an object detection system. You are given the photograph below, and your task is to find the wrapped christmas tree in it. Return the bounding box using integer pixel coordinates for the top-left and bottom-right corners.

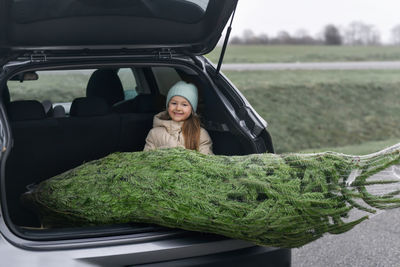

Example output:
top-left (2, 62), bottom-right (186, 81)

top-left (23, 145), bottom-right (400, 248)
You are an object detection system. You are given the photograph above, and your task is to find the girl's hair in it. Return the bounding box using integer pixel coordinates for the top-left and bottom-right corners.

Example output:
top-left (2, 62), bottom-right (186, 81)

top-left (182, 113), bottom-right (201, 151)
top-left (161, 111), bottom-right (201, 151)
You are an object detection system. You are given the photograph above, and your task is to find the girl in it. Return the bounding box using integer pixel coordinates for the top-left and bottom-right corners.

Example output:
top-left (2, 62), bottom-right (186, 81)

top-left (144, 81), bottom-right (213, 155)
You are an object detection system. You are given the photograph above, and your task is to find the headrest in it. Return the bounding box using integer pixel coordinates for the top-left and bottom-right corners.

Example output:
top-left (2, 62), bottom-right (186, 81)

top-left (41, 100), bottom-right (53, 116)
top-left (7, 100), bottom-right (46, 121)
top-left (86, 69), bottom-right (124, 106)
top-left (52, 105), bottom-right (66, 118)
top-left (69, 97), bottom-right (110, 117)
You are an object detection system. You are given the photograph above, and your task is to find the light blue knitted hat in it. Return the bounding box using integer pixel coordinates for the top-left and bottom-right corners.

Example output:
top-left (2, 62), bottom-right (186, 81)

top-left (166, 81), bottom-right (198, 112)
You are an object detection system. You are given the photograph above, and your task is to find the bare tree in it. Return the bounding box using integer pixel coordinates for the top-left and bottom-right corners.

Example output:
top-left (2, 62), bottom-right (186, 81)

top-left (369, 29), bottom-right (381, 45)
top-left (391, 24), bottom-right (400, 45)
top-left (258, 33), bottom-right (269, 44)
top-left (292, 29), bottom-right (318, 45)
top-left (242, 29), bottom-right (257, 44)
top-left (344, 21), bottom-right (381, 45)
top-left (276, 31), bottom-right (292, 44)
top-left (294, 29), bottom-right (309, 39)
top-left (345, 21), bottom-right (361, 44)
top-left (229, 36), bottom-right (243, 45)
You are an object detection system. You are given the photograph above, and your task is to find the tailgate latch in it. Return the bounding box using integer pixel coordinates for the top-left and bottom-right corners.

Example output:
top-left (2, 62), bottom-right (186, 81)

top-left (157, 49), bottom-right (172, 60)
top-left (30, 52), bottom-right (47, 63)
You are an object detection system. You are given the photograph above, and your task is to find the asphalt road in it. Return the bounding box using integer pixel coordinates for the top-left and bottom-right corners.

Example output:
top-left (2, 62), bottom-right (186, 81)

top-left (221, 61), bottom-right (400, 71)
top-left (292, 208), bottom-right (400, 267)
top-left (292, 164), bottom-right (400, 267)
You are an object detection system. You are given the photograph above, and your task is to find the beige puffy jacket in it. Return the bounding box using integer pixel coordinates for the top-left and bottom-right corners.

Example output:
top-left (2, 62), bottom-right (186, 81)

top-left (144, 111), bottom-right (213, 155)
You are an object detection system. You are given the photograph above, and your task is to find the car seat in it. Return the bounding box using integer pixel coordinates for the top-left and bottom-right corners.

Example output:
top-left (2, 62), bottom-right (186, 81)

top-left (41, 100), bottom-right (54, 117)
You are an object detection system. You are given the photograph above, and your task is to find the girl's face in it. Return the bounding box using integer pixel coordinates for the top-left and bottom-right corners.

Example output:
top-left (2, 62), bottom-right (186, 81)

top-left (168, 96), bottom-right (192, 122)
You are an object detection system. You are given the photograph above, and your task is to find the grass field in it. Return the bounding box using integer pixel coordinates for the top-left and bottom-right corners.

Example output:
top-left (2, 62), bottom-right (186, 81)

top-left (223, 69), bottom-right (400, 154)
top-left (207, 45), bottom-right (400, 63)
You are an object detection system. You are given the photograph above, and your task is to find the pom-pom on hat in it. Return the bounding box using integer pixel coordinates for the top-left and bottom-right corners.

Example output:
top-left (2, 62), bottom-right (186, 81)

top-left (166, 81), bottom-right (198, 112)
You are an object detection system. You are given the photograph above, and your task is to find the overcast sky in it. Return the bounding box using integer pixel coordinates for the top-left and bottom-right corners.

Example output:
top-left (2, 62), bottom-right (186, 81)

top-left (229, 0), bottom-right (400, 43)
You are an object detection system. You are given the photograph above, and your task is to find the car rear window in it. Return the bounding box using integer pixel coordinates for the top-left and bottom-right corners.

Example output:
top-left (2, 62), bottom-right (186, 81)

top-left (8, 68), bottom-right (139, 103)
top-left (11, 0), bottom-right (210, 24)
top-left (7, 70), bottom-right (93, 103)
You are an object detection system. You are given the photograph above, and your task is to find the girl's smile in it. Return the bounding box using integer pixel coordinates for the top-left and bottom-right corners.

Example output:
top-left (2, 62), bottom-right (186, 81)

top-left (168, 96), bottom-right (192, 122)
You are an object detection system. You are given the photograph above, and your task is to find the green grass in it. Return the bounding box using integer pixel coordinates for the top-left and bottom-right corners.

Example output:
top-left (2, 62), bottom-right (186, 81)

top-left (223, 69), bottom-right (400, 153)
top-left (207, 45), bottom-right (400, 63)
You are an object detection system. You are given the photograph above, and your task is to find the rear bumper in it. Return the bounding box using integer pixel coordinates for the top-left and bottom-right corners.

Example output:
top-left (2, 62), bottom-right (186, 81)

top-left (1, 226), bottom-right (291, 267)
top-left (133, 246), bottom-right (291, 267)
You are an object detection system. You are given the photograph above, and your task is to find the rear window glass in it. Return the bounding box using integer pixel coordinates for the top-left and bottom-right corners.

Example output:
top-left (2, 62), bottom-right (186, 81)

top-left (7, 68), bottom-right (140, 103)
top-left (152, 67), bottom-right (181, 96)
top-left (117, 68), bottom-right (138, 100)
top-left (185, 0), bottom-right (209, 10)
top-left (7, 70), bottom-right (93, 103)
top-left (11, 0), bottom-right (210, 24)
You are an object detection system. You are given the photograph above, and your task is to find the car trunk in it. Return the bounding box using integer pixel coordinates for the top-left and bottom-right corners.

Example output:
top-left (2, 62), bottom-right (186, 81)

top-left (0, 59), bottom-right (264, 242)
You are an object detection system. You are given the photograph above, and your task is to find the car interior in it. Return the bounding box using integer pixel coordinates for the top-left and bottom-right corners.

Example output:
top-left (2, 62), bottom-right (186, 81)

top-left (2, 65), bottom-right (260, 231)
